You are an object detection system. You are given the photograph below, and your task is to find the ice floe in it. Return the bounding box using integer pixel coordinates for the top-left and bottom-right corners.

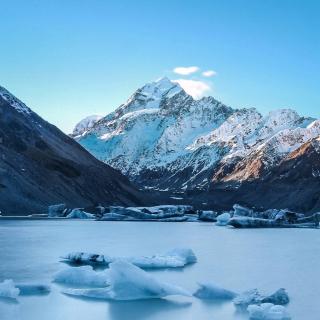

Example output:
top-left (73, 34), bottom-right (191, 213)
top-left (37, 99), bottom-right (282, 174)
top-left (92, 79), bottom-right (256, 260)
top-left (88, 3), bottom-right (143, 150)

top-left (193, 283), bottom-right (237, 300)
top-left (53, 266), bottom-right (110, 287)
top-left (216, 212), bottom-right (231, 226)
top-left (63, 260), bottom-right (191, 301)
top-left (66, 209), bottom-right (94, 219)
top-left (234, 288), bottom-right (289, 307)
top-left (198, 210), bottom-right (217, 222)
top-left (61, 248), bottom-right (197, 269)
top-left (0, 280), bottom-right (20, 300)
top-left (247, 303), bottom-right (291, 320)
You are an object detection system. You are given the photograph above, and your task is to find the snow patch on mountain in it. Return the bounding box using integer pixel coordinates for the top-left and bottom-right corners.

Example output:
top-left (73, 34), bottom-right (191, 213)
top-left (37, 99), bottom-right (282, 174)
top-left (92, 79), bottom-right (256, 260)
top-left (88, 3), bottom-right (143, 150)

top-left (72, 115), bottom-right (103, 137)
top-left (0, 86), bottom-right (31, 114)
top-left (75, 78), bottom-right (319, 191)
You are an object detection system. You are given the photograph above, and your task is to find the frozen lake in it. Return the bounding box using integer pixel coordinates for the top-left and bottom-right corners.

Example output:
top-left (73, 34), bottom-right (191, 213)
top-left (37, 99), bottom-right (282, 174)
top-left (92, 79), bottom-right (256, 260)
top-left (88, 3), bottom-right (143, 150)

top-left (0, 220), bottom-right (319, 320)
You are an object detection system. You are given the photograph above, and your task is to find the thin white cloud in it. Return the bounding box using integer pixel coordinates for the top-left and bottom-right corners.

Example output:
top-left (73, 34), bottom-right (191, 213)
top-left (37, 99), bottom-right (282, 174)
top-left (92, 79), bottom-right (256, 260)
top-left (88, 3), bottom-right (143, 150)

top-left (173, 79), bottom-right (211, 99)
top-left (202, 70), bottom-right (217, 77)
top-left (173, 66), bottom-right (199, 76)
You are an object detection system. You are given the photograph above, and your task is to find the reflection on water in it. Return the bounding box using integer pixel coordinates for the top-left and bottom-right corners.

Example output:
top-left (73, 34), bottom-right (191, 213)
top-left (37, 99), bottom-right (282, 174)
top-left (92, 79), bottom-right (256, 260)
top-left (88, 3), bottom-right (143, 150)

top-left (0, 299), bottom-right (21, 320)
top-left (109, 299), bottom-right (191, 320)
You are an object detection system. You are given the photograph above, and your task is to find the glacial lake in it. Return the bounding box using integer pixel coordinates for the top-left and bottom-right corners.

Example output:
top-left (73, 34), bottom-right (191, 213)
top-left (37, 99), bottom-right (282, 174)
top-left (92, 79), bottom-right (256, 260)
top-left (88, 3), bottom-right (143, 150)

top-left (0, 220), bottom-right (319, 320)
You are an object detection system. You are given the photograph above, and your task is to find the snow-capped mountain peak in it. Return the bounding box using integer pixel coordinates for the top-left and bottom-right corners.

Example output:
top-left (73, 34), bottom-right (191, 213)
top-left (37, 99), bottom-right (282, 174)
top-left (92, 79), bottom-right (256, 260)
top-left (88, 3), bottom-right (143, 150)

top-left (72, 114), bottom-right (103, 137)
top-left (74, 78), bottom-right (320, 192)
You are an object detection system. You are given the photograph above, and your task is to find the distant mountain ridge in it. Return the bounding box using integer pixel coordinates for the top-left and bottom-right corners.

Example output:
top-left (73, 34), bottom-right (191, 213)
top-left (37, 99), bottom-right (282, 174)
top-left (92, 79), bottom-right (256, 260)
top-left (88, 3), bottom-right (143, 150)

top-left (0, 85), bottom-right (143, 215)
top-left (74, 78), bottom-right (320, 212)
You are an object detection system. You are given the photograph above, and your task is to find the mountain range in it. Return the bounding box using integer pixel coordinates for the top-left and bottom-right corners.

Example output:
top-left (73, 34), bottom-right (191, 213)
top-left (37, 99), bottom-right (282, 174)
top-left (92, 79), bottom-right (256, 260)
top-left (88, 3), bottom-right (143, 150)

top-left (0, 86), bottom-right (143, 215)
top-left (74, 77), bottom-right (320, 213)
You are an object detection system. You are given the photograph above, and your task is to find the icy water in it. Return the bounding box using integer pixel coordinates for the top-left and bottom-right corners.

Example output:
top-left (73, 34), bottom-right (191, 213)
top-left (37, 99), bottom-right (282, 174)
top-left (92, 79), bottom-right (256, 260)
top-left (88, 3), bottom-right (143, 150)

top-left (0, 220), bottom-right (319, 320)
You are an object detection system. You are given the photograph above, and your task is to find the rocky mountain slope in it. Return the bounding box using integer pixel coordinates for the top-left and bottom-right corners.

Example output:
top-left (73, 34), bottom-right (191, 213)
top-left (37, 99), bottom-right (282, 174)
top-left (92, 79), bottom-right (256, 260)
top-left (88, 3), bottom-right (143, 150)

top-left (0, 86), bottom-right (144, 215)
top-left (75, 78), bottom-right (320, 211)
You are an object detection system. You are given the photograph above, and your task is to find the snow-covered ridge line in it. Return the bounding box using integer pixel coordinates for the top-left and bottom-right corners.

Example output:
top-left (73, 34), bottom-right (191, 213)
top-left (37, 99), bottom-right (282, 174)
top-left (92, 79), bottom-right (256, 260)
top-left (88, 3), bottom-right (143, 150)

top-left (0, 86), bottom-right (31, 114)
top-left (74, 77), bottom-right (319, 191)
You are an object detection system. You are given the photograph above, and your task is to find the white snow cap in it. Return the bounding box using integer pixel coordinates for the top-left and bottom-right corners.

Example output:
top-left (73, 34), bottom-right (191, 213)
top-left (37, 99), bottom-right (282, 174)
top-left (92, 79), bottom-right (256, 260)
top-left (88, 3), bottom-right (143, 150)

top-left (72, 115), bottom-right (103, 136)
top-left (0, 86), bottom-right (31, 114)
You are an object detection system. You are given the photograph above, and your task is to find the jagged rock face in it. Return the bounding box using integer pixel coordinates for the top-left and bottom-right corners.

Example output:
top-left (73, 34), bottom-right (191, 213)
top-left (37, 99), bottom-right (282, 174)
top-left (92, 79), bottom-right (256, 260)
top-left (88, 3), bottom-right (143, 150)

top-left (205, 137), bottom-right (320, 213)
top-left (0, 86), bottom-right (144, 215)
top-left (76, 78), bottom-right (319, 197)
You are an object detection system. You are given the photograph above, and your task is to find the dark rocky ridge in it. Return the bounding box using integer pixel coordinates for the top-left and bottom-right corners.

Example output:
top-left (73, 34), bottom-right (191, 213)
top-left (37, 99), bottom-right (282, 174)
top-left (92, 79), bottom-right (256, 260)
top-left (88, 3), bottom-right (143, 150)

top-left (0, 87), bottom-right (144, 215)
top-left (154, 138), bottom-right (320, 214)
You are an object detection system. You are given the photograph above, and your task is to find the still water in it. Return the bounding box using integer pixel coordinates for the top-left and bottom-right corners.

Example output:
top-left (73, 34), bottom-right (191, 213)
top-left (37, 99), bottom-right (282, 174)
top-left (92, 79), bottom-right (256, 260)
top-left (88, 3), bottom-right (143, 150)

top-left (0, 220), bottom-right (319, 319)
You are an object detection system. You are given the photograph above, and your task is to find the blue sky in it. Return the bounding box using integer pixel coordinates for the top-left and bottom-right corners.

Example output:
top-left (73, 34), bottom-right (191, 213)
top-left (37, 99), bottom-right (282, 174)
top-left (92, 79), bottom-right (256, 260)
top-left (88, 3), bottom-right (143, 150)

top-left (1, 0), bottom-right (319, 133)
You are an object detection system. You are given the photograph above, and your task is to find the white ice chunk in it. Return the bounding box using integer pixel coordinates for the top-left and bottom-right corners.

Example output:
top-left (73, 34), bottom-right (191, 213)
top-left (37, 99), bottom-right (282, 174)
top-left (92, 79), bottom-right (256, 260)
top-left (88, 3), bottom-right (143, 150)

top-left (53, 266), bottom-right (110, 287)
top-left (234, 289), bottom-right (262, 306)
top-left (64, 260), bottom-right (191, 300)
top-left (0, 280), bottom-right (20, 299)
top-left (193, 282), bottom-right (237, 300)
top-left (61, 248), bottom-right (197, 269)
top-left (216, 212), bottom-right (231, 226)
top-left (247, 303), bottom-right (291, 319)
top-left (66, 209), bottom-right (94, 219)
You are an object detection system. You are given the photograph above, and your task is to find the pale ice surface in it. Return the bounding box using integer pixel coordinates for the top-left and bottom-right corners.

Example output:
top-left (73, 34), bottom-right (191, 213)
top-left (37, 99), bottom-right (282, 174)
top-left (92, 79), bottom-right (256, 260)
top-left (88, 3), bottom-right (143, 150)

top-left (53, 266), bottom-right (110, 287)
top-left (193, 282), bottom-right (237, 300)
top-left (0, 220), bottom-right (319, 320)
top-left (62, 247), bottom-right (197, 268)
top-left (66, 209), bottom-right (94, 219)
top-left (64, 260), bottom-right (191, 300)
top-left (0, 280), bottom-right (20, 299)
top-left (247, 303), bottom-right (291, 320)
top-left (234, 288), bottom-right (289, 307)
top-left (216, 212), bottom-right (231, 226)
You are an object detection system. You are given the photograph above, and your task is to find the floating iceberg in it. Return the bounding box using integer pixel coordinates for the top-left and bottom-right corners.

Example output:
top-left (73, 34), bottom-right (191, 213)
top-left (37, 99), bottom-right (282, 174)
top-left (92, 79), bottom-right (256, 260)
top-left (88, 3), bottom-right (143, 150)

top-left (233, 204), bottom-right (254, 217)
top-left (193, 283), bottom-right (237, 300)
top-left (61, 248), bottom-right (197, 269)
top-left (234, 289), bottom-right (263, 307)
top-left (53, 266), bottom-right (110, 287)
top-left (0, 280), bottom-right (20, 300)
top-left (64, 260), bottom-right (191, 300)
top-left (198, 211), bottom-right (217, 222)
top-left (234, 288), bottom-right (289, 307)
top-left (247, 303), bottom-right (291, 320)
top-left (16, 284), bottom-right (51, 295)
top-left (48, 203), bottom-right (66, 217)
top-left (216, 212), bottom-right (231, 226)
top-left (61, 252), bottom-right (112, 265)
top-left (66, 209), bottom-right (94, 219)
top-left (261, 289), bottom-right (290, 305)
top-left (99, 205), bottom-right (194, 221)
